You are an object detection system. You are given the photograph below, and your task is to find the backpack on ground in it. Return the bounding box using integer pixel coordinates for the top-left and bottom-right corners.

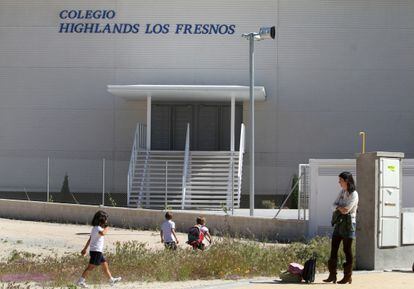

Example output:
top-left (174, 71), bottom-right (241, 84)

top-left (288, 262), bottom-right (304, 276)
top-left (302, 257), bottom-right (316, 283)
top-left (279, 270), bottom-right (302, 283)
top-left (186, 225), bottom-right (204, 249)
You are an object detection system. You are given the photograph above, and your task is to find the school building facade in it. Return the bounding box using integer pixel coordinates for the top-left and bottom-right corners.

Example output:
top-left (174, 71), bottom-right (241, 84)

top-left (0, 1), bottom-right (413, 208)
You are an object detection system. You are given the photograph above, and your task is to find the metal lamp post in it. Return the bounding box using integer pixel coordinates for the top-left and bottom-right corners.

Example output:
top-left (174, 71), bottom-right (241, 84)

top-left (242, 26), bottom-right (276, 216)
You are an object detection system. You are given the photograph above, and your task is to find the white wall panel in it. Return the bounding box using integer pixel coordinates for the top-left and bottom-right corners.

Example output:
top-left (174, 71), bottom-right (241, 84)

top-left (0, 68), bottom-right (115, 109)
top-left (279, 0), bottom-right (414, 29)
top-left (0, 1), bottom-right (116, 27)
top-left (0, 108), bottom-right (114, 151)
top-left (278, 69), bottom-right (414, 112)
top-left (0, 28), bottom-right (116, 68)
top-left (278, 28), bottom-right (414, 70)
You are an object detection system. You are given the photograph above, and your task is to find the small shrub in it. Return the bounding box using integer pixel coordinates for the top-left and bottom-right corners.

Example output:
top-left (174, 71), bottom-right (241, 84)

top-left (220, 202), bottom-right (229, 215)
top-left (261, 200), bottom-right (276, 209)
top-left (290, 174), bottom-right (299, 209)
top-left (107, 193), bottom-right (118, 207)
top-left (0, 283), bottom-right (32, 289)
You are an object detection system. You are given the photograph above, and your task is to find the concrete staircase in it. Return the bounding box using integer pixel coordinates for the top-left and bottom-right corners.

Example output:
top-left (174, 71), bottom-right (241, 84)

top-left (127, 123), bottom-right (245, 210)
top-left (185, 151), bottom-right (239, 209)
top-left (128, 150), bottom-right (240, 210)
top-left (128, 151), bottom-right (184, 209)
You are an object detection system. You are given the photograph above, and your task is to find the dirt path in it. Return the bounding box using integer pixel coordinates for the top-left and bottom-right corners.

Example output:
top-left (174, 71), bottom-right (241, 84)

top-left (0, 217), bottom-right (189, 260)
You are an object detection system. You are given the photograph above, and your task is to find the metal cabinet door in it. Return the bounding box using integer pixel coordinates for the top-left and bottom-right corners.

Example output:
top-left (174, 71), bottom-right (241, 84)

top-left (381, 158), bottom-right (400, 188)
top-left (379, 218), bottom-right (399, 248)
top-left (380, 188), bottom-right (400, 218)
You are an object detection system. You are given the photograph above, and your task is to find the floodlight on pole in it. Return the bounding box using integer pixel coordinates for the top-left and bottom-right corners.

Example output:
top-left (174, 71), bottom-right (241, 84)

top-left (242, 26), bottom-right (276, 217)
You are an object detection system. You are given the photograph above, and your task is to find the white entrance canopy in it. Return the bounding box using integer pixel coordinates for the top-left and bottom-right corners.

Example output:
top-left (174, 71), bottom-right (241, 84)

top-left (107, 84), bottom-right (266, 101)
top-left (107, 84), bottom-right (266, 151)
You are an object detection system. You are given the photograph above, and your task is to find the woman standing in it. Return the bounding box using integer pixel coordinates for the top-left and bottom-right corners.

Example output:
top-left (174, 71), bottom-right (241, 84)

top-left (323, 171), bottom-right (358, 284)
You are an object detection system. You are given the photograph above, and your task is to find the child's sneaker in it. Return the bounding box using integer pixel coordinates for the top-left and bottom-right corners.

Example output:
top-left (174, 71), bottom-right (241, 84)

top-left (110, 276), bottom-right (122, 285)
top-left (76, 278), bottom-right (88, 288)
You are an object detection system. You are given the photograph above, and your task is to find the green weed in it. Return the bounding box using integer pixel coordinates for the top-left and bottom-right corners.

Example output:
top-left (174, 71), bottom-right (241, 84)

top-left (0, 236), bottom-right (351, 287)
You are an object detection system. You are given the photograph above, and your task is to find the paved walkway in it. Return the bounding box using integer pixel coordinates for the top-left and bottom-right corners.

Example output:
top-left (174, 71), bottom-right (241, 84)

top-left (207, 272), bottom-right (414, 289)
top-left (179, 209), bottom-right (308, 220)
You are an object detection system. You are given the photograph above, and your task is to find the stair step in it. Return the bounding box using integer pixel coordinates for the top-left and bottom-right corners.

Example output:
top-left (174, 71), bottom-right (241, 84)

top-left (188, 180), bottom-right (229, 184)
top-left (187, 186), bottom-right (229, 190)
top-left (135, 164), bottom-right (184, 168)
top-left (190, 160), bottom-right (237, 163)
top-left (184, 196), bottom-right (233, 200)
top-left (128, 149), bottom-right (244, 210)
top-left (130, 190), bottom-right (182, 194)
top-left (131, 186), bottom-right (182, 190)
top-left (189, 167), bottom-right (236, 173)
top-left (184, 200), bottom-right (234, 204)
top-left (189, 173), bottom-right (236, 177)
top-left (191, 151), bottom-right (239, 155)
top-left (187, 191), bottom-right (236, 195)
top-left (129, 195), bottom-right (183, 200)
top-left (189, 178), bottom-right (231, 181)
top-left (133, 196), bottom-right (182, 203)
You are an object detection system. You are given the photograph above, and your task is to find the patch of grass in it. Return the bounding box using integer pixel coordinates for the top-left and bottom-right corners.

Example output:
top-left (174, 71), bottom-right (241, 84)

top-left (0, 237), bottom-right (352, 287)
top-left (0, 283), bottom-right (32, 289)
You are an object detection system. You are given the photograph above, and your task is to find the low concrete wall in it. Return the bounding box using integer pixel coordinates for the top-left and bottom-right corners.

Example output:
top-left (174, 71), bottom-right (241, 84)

top-left (0, 199), bottom-right (307, 242)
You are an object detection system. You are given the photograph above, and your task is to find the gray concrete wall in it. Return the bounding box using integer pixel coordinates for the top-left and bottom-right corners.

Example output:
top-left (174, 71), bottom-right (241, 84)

top-left (0, 1), bottom-right (413, 199)
top-left (0, 199), bottom-right (307, 242)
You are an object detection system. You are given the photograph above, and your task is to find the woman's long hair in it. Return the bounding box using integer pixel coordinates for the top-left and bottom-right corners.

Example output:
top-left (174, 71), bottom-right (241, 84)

top-left (91, 210), bottom-right (109, 227)
top-left (339, 171), bottom-right (356, 193)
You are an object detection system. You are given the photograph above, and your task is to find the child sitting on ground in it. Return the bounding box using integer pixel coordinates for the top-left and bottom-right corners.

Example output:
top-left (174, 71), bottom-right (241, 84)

top-left (77, 210), bottom-right (121, 288)
top-left (160, 211), bottom-right (179, 250)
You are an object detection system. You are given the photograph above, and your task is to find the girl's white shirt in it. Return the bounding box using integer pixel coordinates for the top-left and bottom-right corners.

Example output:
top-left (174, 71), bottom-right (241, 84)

top-left (90, 226), bottom-right (104, 252)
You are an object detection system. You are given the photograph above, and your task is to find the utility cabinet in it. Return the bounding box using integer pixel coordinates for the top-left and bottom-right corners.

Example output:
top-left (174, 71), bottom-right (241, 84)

top-left (356, 152), bottom-right (414, 270)
top-left (378, 158), bottom-right (401, 248)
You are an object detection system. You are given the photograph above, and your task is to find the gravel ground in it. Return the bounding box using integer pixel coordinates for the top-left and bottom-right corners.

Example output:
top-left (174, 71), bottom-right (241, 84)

top-left (0, 217), bottom-right (190, 261)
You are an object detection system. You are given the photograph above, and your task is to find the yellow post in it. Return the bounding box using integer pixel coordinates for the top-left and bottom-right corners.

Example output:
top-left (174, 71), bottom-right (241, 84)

top-left (359, 131), bottom-right (366, 154)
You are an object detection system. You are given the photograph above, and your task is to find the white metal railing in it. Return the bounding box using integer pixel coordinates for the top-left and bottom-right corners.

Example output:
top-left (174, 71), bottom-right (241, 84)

top-left (298, 163), bottom-right (310, 220)
top-left (127, 123), bottom-right (245, 210)
top-left (133, 150), bottom-right (185, 209)
top-left (127, 123), bottom-right (146, 207)
top-left (137, 124), bottom-right (149, 207)
top-left (237, 123), bottom-right (246, 205)
top-left (227, 151), bottom-right (235, 210)
top-left (181, 123), bottom-right (190, 209)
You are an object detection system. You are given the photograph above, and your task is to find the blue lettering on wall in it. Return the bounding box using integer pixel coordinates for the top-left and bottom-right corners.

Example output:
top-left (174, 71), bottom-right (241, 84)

top-left (145, 24), bottom-right (170, 34)
top-left (58, 9), bottom-right (236, 35)
top-left (59, 10), bottom-right (116, 20)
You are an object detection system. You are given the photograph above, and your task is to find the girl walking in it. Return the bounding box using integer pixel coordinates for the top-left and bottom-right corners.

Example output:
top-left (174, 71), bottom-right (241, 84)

top-left (77, 210), bottom-right (121, 288)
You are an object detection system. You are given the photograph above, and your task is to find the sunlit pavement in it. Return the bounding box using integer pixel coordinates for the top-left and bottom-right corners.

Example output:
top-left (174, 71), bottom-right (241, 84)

top-left (204, 271), bottom-right (414, 289)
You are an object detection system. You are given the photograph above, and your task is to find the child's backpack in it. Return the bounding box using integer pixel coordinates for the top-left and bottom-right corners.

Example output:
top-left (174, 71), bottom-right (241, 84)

top-left (187, 225), bottom-right (204, 249)
top-left (302, 257), bottom-right (316, 283)
top-left (288, 262), bottom-right (304, 276)
top-left (279, 270), bottom-right (302, 283)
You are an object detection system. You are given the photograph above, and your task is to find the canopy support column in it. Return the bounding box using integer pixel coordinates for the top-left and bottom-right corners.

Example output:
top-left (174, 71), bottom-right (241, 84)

top-left (146, 96), bottom-right (151, 150)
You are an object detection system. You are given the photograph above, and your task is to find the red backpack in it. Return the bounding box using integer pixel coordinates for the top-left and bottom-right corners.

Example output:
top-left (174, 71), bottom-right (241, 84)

top-left (187, 225), bottom-right (205, 249)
